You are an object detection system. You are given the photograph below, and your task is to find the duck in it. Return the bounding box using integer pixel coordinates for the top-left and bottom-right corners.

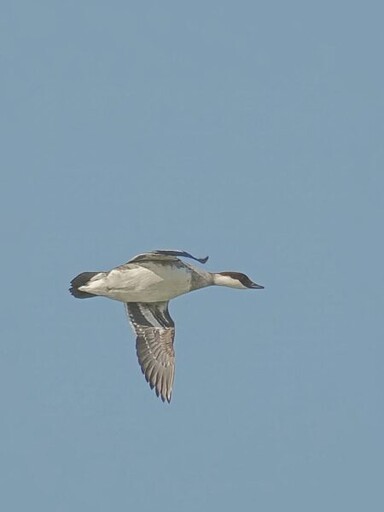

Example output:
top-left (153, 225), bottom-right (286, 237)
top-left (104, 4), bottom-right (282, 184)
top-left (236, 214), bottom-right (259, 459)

top-left (69, 249), bottom-right (264, 403)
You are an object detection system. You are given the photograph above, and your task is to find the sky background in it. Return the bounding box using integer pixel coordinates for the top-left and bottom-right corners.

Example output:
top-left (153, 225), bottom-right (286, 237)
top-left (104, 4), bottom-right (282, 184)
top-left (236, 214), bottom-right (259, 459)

top-left (1, 1), bottom-right (383, 511)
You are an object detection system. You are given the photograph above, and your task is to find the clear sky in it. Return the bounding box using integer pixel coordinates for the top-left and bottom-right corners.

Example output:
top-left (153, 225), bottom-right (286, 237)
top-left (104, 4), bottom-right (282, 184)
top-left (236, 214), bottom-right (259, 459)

top-left (1, 1), bottom-right (383, 511)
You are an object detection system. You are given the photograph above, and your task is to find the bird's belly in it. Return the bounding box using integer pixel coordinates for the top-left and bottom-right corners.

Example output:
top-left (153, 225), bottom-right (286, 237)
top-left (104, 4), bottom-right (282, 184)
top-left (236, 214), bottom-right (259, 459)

top-left (90, 266), bottom-right (192, 303)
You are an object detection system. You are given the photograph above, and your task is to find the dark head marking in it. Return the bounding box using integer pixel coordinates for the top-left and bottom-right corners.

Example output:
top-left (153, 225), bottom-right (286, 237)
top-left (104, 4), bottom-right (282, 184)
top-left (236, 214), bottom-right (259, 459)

top-left (219, 272), bottom-right (264, 289)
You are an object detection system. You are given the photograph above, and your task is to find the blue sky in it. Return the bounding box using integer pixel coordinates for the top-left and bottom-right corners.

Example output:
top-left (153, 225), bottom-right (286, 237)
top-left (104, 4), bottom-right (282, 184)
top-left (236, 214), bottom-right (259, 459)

top-left (1, 1), bottom-right (383, 511)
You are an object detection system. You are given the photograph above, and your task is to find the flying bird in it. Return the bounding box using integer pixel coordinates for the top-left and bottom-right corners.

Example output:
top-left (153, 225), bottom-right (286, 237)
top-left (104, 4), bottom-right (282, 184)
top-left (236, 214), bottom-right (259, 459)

top-left (69, 249), bottom-right (264, 402)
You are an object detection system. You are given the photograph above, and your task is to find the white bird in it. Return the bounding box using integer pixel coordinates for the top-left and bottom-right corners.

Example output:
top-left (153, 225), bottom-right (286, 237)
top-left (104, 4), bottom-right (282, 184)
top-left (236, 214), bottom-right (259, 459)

top-left (69, 249), bottom-right (264, 402)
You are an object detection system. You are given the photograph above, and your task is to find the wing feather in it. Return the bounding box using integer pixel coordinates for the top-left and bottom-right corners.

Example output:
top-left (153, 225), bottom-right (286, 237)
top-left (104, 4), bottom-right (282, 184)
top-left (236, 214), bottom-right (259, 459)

top-left (128, 249), bottom-right (208, 265)
top-left (125, 302), bottom-right (175, 403)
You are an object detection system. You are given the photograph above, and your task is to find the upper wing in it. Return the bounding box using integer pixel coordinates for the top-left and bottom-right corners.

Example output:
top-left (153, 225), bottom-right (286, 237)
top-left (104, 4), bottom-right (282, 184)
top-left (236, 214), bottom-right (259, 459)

top-left (125, 301), bottom-right (175, 403)
top-left (128, 249), bottom-right (209, 265)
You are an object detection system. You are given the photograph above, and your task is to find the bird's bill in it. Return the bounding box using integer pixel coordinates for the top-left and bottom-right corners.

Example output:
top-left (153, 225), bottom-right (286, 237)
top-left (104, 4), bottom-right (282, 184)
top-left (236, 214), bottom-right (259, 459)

top-left (249, 281), bottom-right (264, 289)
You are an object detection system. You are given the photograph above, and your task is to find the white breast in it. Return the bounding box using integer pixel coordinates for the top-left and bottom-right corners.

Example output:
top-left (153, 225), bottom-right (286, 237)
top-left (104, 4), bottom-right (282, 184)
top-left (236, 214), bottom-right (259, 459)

top-left (81, 264), bottom-right (193, 303)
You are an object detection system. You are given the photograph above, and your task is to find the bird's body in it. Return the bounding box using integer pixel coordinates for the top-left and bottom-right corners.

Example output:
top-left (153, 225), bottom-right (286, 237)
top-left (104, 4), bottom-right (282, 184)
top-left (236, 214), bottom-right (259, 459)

top-left (72, 256), bottom-right (212, 303)
top-left (70, 249), bottom-right (263, 402)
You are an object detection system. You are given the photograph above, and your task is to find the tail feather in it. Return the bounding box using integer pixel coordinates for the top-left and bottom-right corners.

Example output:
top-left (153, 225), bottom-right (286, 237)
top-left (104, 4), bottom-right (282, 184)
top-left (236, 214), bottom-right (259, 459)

top-left (69, 271), bottom-right (99, 298)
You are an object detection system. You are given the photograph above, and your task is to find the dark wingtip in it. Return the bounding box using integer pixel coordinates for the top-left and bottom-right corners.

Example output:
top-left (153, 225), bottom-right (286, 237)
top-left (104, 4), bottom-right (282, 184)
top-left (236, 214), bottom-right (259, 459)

top-left (153, 249), bottom-right (208, 263)
top-left (145, 373), bottom-right (171, 403)
top-left (161, 393), bottom-right (172, 403)
top-left (153, 250), bottom-right (209, 264)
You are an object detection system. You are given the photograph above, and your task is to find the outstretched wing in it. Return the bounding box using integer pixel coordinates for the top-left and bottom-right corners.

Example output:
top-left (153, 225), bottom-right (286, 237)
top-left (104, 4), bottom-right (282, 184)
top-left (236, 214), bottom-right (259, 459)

top-left (128, 249), bottom-right (209, 265)
top-left (125, 302), bottom-right (175, 403)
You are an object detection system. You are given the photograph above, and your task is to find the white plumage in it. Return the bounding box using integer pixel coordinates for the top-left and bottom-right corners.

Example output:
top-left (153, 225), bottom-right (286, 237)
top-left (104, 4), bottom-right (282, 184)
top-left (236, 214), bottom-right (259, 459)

top-left (70, 249), bottom-right (263, 402)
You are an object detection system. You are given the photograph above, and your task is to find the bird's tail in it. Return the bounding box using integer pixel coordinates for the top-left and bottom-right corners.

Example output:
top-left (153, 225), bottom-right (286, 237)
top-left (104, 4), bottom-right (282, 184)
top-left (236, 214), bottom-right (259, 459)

top-left (69, 272), bottom-right (99, 298)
